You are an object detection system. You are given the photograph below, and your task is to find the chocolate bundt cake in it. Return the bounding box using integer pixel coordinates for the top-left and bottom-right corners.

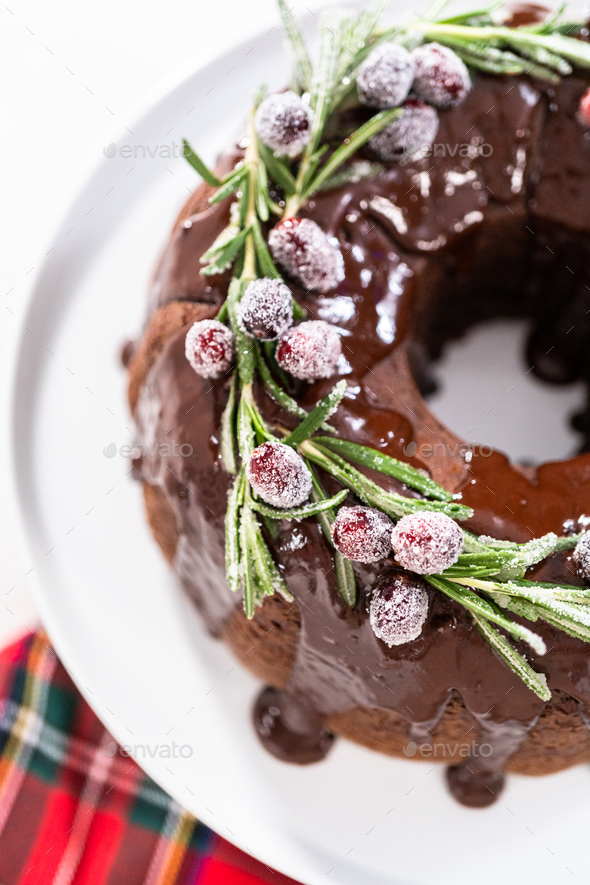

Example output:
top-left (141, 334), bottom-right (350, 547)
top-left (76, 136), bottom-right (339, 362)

top-left (126, 2), bottom-right (590, 807)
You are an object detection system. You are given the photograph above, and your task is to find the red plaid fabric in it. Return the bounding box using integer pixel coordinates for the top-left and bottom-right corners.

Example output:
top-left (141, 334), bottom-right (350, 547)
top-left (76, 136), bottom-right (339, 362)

top-left (0, 631), bottom-right (300, 885)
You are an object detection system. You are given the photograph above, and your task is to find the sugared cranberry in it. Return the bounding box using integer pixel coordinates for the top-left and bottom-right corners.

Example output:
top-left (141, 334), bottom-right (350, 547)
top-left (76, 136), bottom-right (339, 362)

top-left (332, 506), bottom-right (393, 563)
top-left (578, 87), bottom-right (590, 127)
top-left (369, 572), bottom-right (429, 646)
top-left (573, 533), bottom-right (590, 579)
top-left (247, 441), bottom-right (312, 508)
top-left (185, 319), bottom-right (234, 379)
top-left (357, 42), bottom-right (415, 109)
top-left (254, 91), bottom-right (312, 157)
top-left (391, 511), bottom-right (463, 575)
top-left (369, 100), bottom-right (439, 161)
top-left (411, 43), bottom-right (471, 108)
top-left (276, 320), bottom-right (342, 382)
top-left (239, 278), bottom-right (293, 341)
top-left (268, 218), bottom-right (345, 294)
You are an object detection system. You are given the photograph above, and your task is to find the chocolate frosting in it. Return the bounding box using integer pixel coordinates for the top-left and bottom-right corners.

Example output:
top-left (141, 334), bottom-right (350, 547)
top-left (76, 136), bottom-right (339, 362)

top-left (133, 71), bottom-right (590, 804)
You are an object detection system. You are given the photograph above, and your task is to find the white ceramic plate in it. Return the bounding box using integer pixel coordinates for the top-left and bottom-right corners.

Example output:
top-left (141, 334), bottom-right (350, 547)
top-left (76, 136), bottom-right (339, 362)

top-left (8, 12), bottom-right (590, 885)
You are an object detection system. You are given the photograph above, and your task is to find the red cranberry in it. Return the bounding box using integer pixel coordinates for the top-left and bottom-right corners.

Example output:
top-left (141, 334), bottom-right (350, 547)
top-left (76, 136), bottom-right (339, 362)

top-left (391, 511), bottom-right (463, 575)
top-left (578, 87), bottom-right (590, 127)
top-left (276, 320), bottom-right (342, 382)
top-left (185, 319), bottom-right (234, 379)
top-left (573, 533), bottom-right (590, 579)
top-left (239, 278), bottom-right (293, 341)
top-left (268, 218), bottom-right (345, 294)
top-left (370, 572), bottom-right (429, 646)
top-left (254, 91), bottom-right (312, 157)
top-left (369, 100), bottom-right (439, 161)
top-left (247, 441), bottom-right (312, 508)
top-left (411, 43), bottom-right (471, 108)
top-left (357, 42), bottom-right (415, 109)
top-left (332, 506), bottom-right (393, 563)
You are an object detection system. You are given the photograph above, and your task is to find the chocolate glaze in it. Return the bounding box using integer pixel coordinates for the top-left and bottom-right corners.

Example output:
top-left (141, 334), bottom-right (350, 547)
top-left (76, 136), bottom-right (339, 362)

top-left (133, 71), bottom-right (590, 806)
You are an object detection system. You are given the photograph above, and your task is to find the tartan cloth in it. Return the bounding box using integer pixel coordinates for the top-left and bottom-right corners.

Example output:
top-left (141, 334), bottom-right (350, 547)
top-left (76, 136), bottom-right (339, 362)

top-left (0, 630), bottom-right (300, 885)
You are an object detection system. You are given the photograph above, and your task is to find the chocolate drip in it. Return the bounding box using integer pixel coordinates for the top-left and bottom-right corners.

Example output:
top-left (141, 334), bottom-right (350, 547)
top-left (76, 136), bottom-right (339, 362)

top-left (132, 71), bottom-right (590, 804)
top-left (254, 687), bottom-right (335, 764)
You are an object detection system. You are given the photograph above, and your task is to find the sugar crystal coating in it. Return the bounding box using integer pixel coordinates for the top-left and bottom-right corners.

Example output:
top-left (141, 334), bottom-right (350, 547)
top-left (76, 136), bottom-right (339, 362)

top-left (254, 91), bottom-right (312, 157)
top-left (276, 320), bottom-right (342, 382)
top-left (185, 319), bottom-right (234, 379)
top-left (411, 43), bottom-right (471, 108)
top-left (247, 441), bottom-right (312, 508)
top-left (369, 100), bottom-right (439, 161)
top-left (357, 42), bottom-right (415, 109)
top-left (268, 218), bottom-right (345, 294)
top-left (391, 511), bottom-right (464, 575)
top-left (239, 278), bottom-right (294, 341)
top-left (370, 573), bottom-right (429, 646)
top-left (332, 506), bottom-right (393, 563)
top-left (574, 532), bottom-right (590, 579)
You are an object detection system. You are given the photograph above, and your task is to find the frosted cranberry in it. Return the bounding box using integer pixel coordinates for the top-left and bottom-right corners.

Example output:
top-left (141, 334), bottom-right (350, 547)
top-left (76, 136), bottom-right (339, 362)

top-left (268, 218), bottom-right (345, 294)
top-left (370, 573), bottom-right (429, 646)
top-left (391, 511), bottom-right (463, 575)
top-left (185, 319), bottom-right (234, 379)
top-left (411, 43), bottom-right (471, 108)
top-left (247, 441), bottom-right (312, 508)
top-left (578, 87), bottom-right (590, 127)
top-left (239, 278), bottom-right (293, 341)
top-left (369, 100), bottom-right (439, 161)
top-left (276, 320), bottom-right (342, 382)
top-left (357, 42), bottom-right (414, 109)
top-left (573, 533), bottom-right (590, 579)
top-left (254, 91), bottom-right (312, 157)
top-left (332, 506), bottom-right (393, 563)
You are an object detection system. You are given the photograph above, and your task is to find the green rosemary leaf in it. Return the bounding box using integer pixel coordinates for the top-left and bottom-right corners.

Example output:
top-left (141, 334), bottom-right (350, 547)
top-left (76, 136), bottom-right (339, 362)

top-left (314, 436), bottom-right (453, 501)
top-left (208, 166), bottom-right (248, 205)
top-left (251, 489), bottom-right (347, 521)
top-left (239, 505), bottom-right (258, 618)
top-left (255, 161), bottom-right (270, 222)
top-left (309, 468), bottom-right (357, 606)
top-left (459, 576), bottom-right (590, 605)
top-left (255, 345), bottom-right (307, 419)
top-left (302, 441), bottom-right (473, 520)
top-left (256, 529), bottom-right (293, 600)
top-left (257, 138), bottom-right (297, 195)
top-left (437, 3), bottom-right (502, 26)
top-left (245, 391), bottom-right (274, 443)
top-left (220, 373), bottom-right (238, 474)
top-left (277, 0), bottom-right (313, 93)
top-left (284, 380), bottom-right (347, 447)
top-left (182, 139), bottom-right (221, 186)
top-left (471, 613), bottom-right (551, 701)
top-left (227, 284), bottom-right (255, 385)
top-left (200, 226), bottom-right (250, 276)
top-left (217, 301), bottom-right (229, 323)
top-left (307, 108), bottom-right (401, 197)
top-left (534, 608), bottom-right (590, 643)
top-left (308, 9), bottom-right (342, 154)
top-left (508, 38), bottom-right (572, 75)
top-left (446, 532), bottom-right (569, 580)
top-left (300, 144), bottom-right (330, 193)
top-left (238, 174), bottom-right (250, 228)
top-left (225, 468), bottom-right (245, 592)
top-left (428, 575), bottom-right (547, 655)
top-left (237, 394), bottom-right (255, 460)
top-left (251, 218), bottom-right (280, 278)
top-left (317, 160), bottom-right (386, 192)
top-left (434, 37), bottom-right (530, 75)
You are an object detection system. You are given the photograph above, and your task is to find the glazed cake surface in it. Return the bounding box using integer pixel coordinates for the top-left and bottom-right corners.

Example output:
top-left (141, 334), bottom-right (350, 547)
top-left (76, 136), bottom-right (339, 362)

top-left (128, 70), bottom-right (590, 806)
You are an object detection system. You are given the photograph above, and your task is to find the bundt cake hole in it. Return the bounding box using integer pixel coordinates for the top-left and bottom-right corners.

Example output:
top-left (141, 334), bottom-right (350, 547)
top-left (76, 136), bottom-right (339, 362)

top-left (405, 218), bottom-right (590, 463)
